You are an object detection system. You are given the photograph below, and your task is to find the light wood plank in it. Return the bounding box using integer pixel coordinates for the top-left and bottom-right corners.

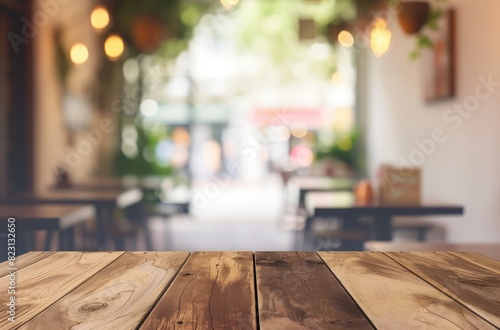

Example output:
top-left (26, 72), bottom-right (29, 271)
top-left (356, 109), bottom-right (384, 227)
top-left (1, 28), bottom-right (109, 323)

top-left (140, 252), bottom-right (256, 329)
top-left (319, 252), bottom-right (494, 329)
top-left (0, 252), bottom-right (55, 277)
top-left (449, 252), bottom-right (500, 274)
top-left (365, 242), bottom-right (500, 261)
top-left (19, 252), bottom-right (189, 330)
top-left (386, 251), bottom-right (500, 327)
top-left (256, 252), bottom-right (373, 329)
top-left (0, 252), bottom-right (123, 329)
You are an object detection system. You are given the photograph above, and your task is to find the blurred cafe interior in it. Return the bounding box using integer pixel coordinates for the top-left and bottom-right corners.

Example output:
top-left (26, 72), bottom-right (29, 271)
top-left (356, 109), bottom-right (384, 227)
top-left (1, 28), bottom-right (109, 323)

top-left (1, 0), bottom-right (499, 257)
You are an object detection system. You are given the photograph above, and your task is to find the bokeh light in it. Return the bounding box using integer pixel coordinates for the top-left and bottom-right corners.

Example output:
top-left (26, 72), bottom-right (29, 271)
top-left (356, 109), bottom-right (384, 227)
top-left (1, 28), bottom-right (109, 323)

top-left (140, 99), bottom-right (158, 117)
top-left (370, 18), bottom-right (392, 57)
top-left (123, 59), bottom-right (140, 83)
top-left (70, 43), bottom-right (89, 65)
top-left (290, 145), bottom-right (314, 168)
top-left (338, 30), bottom-right (354, 48)
top-left (121, 141), bottom-right (138, 159)
top-left (104, 34), bottom-right (125, 60)
top-left (173, 127), bottom-right (191, 145)
top-left (290, 122), bottom-right (308, 138)
top-left (220, 0), bottom-right (239, 10)
top-left (90, 6), bottom-right (110, 31)
top-left (338, 136), bottom-right (353, 151)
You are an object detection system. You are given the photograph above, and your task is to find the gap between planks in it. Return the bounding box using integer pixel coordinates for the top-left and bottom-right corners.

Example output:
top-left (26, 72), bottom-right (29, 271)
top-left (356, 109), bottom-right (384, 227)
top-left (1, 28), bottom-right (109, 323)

top-left (133, 251), bottom-right (192, 330)
top-left (316, 251), bottom-right (377, 330)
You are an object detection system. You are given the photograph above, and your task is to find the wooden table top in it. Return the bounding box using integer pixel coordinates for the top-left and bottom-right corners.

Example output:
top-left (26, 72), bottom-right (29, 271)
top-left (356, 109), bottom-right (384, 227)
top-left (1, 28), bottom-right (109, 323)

top-left (54, 177), bottom-right (133, 191)
top-left (0, 204), bottom-right (94, 230)
top-left (306, 192), bottom-right (464, 217)
top-left (1, 251), bottom-right (498, 329)
top-left (1, 188), bottom-right (142, 208)
top-left (54, 177), bottom-right (166, 190)
top-left (365, 242), bottom-right (500, 261)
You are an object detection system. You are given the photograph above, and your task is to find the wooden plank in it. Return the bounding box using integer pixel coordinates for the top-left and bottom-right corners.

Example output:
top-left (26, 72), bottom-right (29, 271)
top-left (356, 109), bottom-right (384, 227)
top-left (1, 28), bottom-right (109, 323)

top-left (0, 252), bottom-right (123, 329)
top-left (0, 251), bottom-right (55, 277)
top-left (256, 252), bottom-right (373, 329)
top-left (365, 242), bottom-right (500, 261)
top-left (319, 252), bottom-right (495, 329)
top-left (140, 252), bottom-right (256, 329)
top-left (386, 251), bottom-right (500, 327)
top-left (449, 252), bottom-right (500, 274)
top-left (20, 252), bottom-right (189, 330)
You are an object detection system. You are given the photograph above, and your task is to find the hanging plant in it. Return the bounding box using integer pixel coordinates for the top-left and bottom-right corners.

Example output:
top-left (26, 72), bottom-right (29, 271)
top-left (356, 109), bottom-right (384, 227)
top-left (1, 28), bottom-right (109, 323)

top-left (326, 0), bottom-right (447, 60)
top-left (397, 1), bottom-right (431, 34)
top-left (114, 0), bottom-right (185, 55)
top-left (406, 0), bottom-right (448, 60)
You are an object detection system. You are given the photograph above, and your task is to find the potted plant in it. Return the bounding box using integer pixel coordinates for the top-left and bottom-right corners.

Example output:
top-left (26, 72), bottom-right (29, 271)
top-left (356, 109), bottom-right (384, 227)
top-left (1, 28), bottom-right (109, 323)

top-left (397, 1), bottom-right (431, 34)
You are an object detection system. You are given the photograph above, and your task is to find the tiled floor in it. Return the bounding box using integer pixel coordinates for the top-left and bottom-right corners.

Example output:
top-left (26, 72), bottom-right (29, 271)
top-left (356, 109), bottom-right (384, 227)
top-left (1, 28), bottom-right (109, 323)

top-left (148, 177), bottom-right (298, 251)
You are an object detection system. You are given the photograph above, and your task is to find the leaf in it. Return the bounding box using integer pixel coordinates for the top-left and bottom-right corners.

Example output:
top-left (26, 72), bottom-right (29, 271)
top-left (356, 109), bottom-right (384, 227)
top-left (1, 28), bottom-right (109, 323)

top-left (409, 49), bottom-right (420, 61)
top-left (417, 35), bottom-right (433, 48)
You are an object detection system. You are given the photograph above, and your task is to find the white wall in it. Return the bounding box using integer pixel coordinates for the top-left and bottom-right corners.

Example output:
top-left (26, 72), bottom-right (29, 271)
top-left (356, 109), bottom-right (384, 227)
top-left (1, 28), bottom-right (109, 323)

top-left (365, 0), bottom-right (500, 242)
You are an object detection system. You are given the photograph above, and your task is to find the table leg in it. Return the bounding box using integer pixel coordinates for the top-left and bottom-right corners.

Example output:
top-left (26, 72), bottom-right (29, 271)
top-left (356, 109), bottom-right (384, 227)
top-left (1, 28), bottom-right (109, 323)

top-left (95, 206), bottom-right (111, 250)
top-left (17, 229), bottom-right (30, 255)
top-left (58, 228), bottom-right (75, 251)
top-left (44, 231), bottom-right (53, 250)
top-left (374, 216), bottom-right (393, 241)
top-left (300, 216), bottom-right (315, 251)
top-left (58, 230), bottom-right (65, 250)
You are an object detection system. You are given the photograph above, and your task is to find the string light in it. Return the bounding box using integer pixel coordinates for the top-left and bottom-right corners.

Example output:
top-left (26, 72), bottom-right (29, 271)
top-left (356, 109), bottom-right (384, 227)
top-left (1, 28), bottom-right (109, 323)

top-left (90, 6), bottom-right (110, 31)
top-left (338, 30), bottom-right (354, 48)
top-left (104, 34), bottom-right (125, 60)
top-left (70, 43), bottom-right (89, 65)
top-left (371, 18), bottom-right (392, 57)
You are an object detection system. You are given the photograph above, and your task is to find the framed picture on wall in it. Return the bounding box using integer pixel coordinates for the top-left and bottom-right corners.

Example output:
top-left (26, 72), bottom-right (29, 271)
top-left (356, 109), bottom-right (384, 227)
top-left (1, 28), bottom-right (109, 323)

top-left (421, 9), bottom-right (456, 102)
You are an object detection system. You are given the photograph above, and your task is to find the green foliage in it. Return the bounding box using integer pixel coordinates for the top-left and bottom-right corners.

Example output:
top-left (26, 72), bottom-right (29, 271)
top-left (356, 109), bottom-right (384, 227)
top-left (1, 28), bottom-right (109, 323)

top-left (315, 130), bottom-right (360, 170)
top-left (115, 120), bottom-right (173, 177)
top-left (408, 1), bottom-right (447, 60)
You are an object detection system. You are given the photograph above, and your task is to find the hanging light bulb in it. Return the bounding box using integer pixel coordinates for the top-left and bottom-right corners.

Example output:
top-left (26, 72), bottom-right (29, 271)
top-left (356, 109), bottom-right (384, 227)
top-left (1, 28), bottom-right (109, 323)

top-left (104, 34), bottom-right (125, 60)
top-left (370, 18), bottom-right (392, 57)
top-left (90, 6), bottom-right (110, 31)
top-left (70, 43), bottom-right (89, 65)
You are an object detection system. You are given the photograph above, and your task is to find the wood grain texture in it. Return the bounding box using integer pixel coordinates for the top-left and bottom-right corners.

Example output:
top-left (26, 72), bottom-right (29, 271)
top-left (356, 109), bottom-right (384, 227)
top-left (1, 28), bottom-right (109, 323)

top-left (319, 252), bottom-right (495, 330)
top-left (0, 252), bottom-right (123, 329)
top-left (365, 242), bottom-right (500, 261)
top-left (256, 252), bottom-right (373, 330)
top-left (20, 252), bottom-right (189, 330)
top-left (449, 252), bottom-right (500, 274)
top-left (386, 251), bottom-right (500, 327)
top-left (140, 252), bottom-right (256, 330)
top-left (0, 252), bottom-right (55, 277)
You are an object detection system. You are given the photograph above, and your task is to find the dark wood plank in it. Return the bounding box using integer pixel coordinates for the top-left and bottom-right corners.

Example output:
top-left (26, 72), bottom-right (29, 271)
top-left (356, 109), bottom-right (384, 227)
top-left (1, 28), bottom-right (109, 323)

top-left (0, 252), bottom-right (123, 329)
top-left (319, 252), bottom-right (494, 329)
top-left (20, 252), bottom-right (189, 330)
top-left (0, 251), bottom-right (55, 277)
top-left (449, 252), bottom-right (500, 274)
top-left (256, 252), bottom-right (373, 329)
top-left (140, 252), bottom-right (256, 329)
top-left (306, 192), bottom-right (464, 217)
top-left (386, 251), bottom-right (500, 327)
